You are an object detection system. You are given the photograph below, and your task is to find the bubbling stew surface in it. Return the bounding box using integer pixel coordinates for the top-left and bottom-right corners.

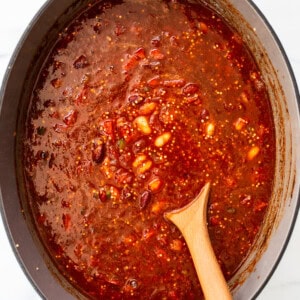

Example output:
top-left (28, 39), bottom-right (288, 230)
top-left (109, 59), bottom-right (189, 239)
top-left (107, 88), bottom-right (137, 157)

top-left (21, 0), bottom-right (275, 299)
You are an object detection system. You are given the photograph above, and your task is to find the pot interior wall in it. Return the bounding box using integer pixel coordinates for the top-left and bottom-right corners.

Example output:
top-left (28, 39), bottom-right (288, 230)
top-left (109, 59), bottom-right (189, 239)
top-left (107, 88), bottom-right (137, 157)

top-left (2, 0), bottom-right (93, 299)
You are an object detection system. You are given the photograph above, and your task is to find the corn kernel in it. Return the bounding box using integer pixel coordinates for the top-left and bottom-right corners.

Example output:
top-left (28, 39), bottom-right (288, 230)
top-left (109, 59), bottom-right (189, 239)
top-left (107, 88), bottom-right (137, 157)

top-left (151, 201), bottom-right (165, 213)
top-left (137, 160), bottom-right (152, 174)
top-left (247, 146), bottom-right (260, 160)
top-left (154, 132), bottom-right (171, 147)
top-left (133, 154), bottom-right (153, 174)
top-left (234, 117), bottom-right (248, 131)
top-left (148, 177), bottom-right (163, 192)
top-left (139, 102), bottom-right (157, 115)
top-left (133, 154), bottom-right (147, 168)
top-left (240, 92), bottom-right (249, 103)
top-left (170, 239), bottom-right (183, 251)
top-left (206, 123), bottom-right (215, 136)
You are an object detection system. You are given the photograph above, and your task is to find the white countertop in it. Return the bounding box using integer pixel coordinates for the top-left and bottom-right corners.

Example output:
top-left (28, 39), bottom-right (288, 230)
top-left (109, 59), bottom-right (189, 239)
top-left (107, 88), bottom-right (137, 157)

top-left (0, 1), bottom-right (299, 299)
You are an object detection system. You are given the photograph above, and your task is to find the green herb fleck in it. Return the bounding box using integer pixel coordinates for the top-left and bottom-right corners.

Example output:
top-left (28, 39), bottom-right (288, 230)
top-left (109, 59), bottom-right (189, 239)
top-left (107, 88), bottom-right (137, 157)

top-left (117, 138), bottom-right (126, 150)
top-left (37, 126), bottom-right (46, 136)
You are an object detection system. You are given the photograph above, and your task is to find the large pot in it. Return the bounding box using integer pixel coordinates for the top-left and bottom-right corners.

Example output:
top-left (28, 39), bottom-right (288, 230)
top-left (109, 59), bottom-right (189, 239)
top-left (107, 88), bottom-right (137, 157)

top-left (0, 0), bottom-right (299, 299)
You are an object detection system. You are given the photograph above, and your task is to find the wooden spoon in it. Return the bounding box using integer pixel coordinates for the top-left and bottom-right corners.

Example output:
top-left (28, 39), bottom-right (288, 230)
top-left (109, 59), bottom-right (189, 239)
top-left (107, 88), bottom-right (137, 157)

top-left (164, 182), bottom-right (232, 300)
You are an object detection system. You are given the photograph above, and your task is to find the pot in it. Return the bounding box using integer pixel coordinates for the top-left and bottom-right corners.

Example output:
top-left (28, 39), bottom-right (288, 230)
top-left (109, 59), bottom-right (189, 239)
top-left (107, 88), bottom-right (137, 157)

top-left (0, 0), bottom-right (299, 299)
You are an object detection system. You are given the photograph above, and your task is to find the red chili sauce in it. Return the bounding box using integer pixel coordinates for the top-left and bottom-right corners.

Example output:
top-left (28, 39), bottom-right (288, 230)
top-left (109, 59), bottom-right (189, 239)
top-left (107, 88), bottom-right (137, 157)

top-left (22, 0), bottom-right (276, 299)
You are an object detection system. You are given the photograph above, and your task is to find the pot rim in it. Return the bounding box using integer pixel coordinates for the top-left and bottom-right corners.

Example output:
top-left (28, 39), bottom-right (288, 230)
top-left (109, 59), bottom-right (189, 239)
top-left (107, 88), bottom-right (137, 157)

top-left (0, 0), bottom-right (299, 299)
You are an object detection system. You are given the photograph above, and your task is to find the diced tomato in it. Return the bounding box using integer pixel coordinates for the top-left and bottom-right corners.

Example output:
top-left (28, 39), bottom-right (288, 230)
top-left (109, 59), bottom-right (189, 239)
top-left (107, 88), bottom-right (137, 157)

top-left (62, 213), bottom-right (71, 230)
top-left (63, 109), bottom-right (78, 126)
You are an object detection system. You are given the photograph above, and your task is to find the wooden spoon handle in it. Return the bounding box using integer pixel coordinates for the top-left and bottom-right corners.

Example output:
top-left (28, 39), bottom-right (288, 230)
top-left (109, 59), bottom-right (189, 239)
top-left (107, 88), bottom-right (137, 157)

top-left (183, 208), bottom-right (232, 300)
top-left (165, 183), bottom-right (232, 300)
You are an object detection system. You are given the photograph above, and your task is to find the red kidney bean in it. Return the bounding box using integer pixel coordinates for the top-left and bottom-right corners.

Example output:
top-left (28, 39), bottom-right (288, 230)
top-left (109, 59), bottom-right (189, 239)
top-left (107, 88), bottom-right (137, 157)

top-left (132, 139), bottom-right (146, 155)
top-left (73, 55), bottom-right (89, 69)
top-left (163, 79), bottom-right (186, 88)
top-left (151, 35), bottom-right (161, 47)
top-left (182, 83), bottom-right (199, 95)
top-left (92, 142), bottom-right (106, 164)
top-left (43, 99), bottom-right (56, 107)
top-left (119, 152), bottom-right (133, 170)
top-left (139, 190), bottom-right (152, 210)
top-left (200, 108), bottom-right (210, 120)
top-left (121, 186), bottom-right (133, 201)
top-left (128, 94), bottom-right (145, 105)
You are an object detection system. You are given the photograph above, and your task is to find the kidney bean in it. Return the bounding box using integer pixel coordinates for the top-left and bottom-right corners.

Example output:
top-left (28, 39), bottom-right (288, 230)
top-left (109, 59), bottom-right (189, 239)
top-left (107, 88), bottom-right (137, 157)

top-left (149, 112), bottom-right (163, 133)
top-left (37, 150), bottom-right (49, 160)
top-left (132, 139), bottom-right (146, 154)
top-left (128, 94), bottom-right (145, 105)
top-left (121, 186), bottom-right (133, 201)
top-left (98, 188), bottom-right (108, 202)
top-left (123, 48), bottom-right (145, 72)
top-left (73, 55), bottom-right (89, 69)
top-left (200, 108), bottom-right (210, 120)
top-left (151, 35), bottom-right (161, 47)
top-left (182, 83), bottom-right (199, 95)
top-left (107, 144), bottom-right (119, 165)
top-left (159, 106), bottom-right (174, 124)
top-left (170, 35), bottom-right (179, 46)
top-left (163, 79), bottom-right (186, 88)
top-left (119, 152), bottom-right (133, 169)
top-left (139, 190), bottom-right (152, 210)
top-left (43, 99), bottom-right (56, 108)
top-left (186, 94), bottom-right (201, 104)
top-left (93, 22), bottom-right (102, 34)
top-left (92, 141), bottom-right (106, 164)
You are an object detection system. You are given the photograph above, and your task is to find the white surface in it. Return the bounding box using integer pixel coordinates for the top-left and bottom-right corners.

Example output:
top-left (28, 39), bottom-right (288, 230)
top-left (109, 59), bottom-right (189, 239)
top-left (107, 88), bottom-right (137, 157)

top-left (0, 1), bottom-right (299, 299)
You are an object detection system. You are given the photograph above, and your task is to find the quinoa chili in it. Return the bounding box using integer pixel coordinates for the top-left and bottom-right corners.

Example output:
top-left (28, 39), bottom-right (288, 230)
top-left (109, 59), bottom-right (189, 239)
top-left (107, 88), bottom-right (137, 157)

top-left (21, 0), bottom-right (276, 299)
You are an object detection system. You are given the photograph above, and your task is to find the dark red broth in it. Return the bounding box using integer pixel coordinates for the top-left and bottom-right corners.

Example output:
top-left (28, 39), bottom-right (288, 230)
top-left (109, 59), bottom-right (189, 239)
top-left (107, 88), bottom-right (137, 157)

top-left (21, 0), bottom-right (275, 299)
